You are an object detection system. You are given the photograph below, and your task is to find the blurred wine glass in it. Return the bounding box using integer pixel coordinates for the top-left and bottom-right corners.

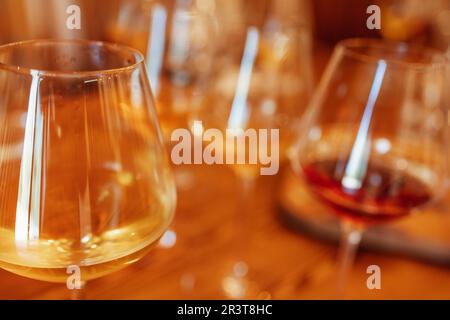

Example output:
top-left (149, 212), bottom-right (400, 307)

top-left (290, 38), bottom-right (448, 293)
top-left (107, 0), bottom-right (217, 143)
top-left (0, 39), bottom-right (176, 297)
top-left (203, 0), bottom-right (314, 298)
top-left (105, 0), bottom-right (218, 198)
top-left (207, 0), bottom-right (314, 173)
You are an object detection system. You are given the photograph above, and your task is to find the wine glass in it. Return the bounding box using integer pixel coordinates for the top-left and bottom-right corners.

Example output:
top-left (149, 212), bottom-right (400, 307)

top-left (204, 6), bottom-right (313, 298)
top-left (106, 0), bottom-right (217, 143)
top-left (208, 2), bottom-right (314, 174)
top-left (0, 39), bottom-right (176, 296)
top-left (290, 38), bottom-right (448, 293)
top-left (106, 0), bottom-right (217, 198)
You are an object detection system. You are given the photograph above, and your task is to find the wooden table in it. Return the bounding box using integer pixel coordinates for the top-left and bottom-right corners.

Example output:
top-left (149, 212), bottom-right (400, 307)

top-left (1, 163), bottom-right (450, 300)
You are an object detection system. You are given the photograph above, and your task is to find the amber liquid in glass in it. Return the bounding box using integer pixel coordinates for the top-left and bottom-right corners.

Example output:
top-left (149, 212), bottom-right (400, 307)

top-left (302, 158), bottom-right (432, 224)
top-left (0, 92), bottom-right (175, 283)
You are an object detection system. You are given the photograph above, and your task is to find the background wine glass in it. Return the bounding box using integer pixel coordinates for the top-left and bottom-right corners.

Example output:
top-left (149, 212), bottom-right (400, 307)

top-left (105, 0), bottom-right (218, 200)
top-left (202, 0), bottom-right (314, 298)
top-left (290, 38), bottom-right (448, 293)
top-left (106, 0), bottom-right (217, 144)
top-left (207, 0), bottom-right (313, 171)
top-left (0, 40), bottom-right (176, 296)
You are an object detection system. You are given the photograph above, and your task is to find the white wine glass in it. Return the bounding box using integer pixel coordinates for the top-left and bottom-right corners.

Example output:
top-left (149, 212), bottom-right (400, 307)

top-left (0, 39), bottom-right (176, 298)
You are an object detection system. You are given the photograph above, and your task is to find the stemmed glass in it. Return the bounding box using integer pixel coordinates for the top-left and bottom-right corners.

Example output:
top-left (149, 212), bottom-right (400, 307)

top-left (290, 38), bottom-right (448, 293)
top-left (0, 39), bottom-right (176, 297)
top-left (107, 0), bottom-right (217, 143)
top-left (106, 0), bottom-right (217, 202)
top-left (205, 8), bottom-right (313, 298)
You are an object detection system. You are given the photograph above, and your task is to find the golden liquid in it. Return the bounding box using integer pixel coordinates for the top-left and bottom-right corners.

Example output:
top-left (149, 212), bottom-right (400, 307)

top-left (0, 86), bottom-right (175, 283)
top-left (0, 226), bottom-right (160, 283)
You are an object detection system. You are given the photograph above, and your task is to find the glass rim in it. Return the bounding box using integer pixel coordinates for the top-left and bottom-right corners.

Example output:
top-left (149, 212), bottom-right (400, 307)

top-left (336, 38), bottom-right (448, 70)
top-left (0, 39), bottom-right (145, 77)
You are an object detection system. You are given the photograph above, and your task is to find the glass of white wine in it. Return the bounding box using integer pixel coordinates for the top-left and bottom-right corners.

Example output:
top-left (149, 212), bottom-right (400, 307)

top-left (0, 39), bottom-right (176, 295)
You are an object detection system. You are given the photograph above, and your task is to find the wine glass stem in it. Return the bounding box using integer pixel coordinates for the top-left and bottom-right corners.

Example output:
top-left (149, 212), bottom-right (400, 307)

top-left (233, 174), bottom-right (255, 258)
top-left (336, 222), bottom-right (363, 296)
top-left (222, 174), bottom-right (256, 299)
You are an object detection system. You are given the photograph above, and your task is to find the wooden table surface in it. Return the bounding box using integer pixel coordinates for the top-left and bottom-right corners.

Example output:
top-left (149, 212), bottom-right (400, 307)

top-left (1, 163), bottom-right (450, 300)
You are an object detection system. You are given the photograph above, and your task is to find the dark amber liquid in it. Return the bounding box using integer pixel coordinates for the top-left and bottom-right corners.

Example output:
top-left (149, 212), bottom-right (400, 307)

top-left (302, 159), bottom-right (432, 224)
